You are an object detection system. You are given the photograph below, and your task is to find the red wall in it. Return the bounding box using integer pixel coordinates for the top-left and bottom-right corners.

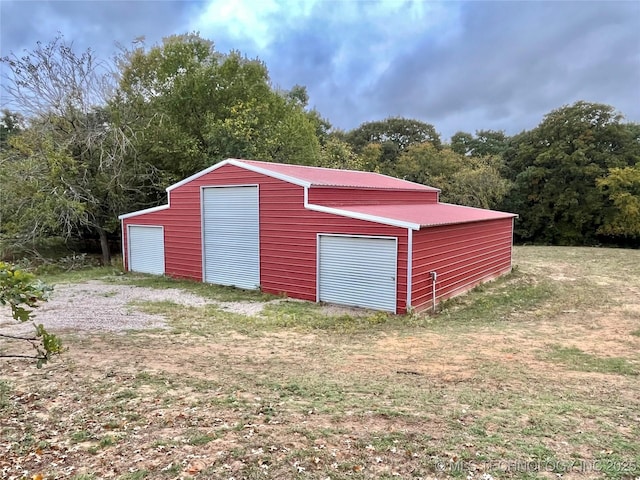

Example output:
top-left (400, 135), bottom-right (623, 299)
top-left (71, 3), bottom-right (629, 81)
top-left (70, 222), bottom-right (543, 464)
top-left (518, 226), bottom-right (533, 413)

top-left (411, 218), bottom-right (513, 312)
top-left (308, 187), bottom-right (438, 205)
top-left (123, 164), bottom-right (410, 313)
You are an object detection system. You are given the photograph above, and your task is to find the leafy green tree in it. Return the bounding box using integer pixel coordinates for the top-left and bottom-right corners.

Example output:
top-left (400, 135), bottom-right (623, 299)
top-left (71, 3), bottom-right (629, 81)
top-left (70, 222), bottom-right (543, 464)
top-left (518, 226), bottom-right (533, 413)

top-left (597, 164), bottom-right (640, 239)
top-left (451, 130), bottom-right (509, 158)
top-left (117, 33), bottom-right (320, 182)
top-left (318, 135), bottom-right (365, 171)
top-left (1, 36), bottom-right (159, 263)
top-left (450, 131), bottom-right (474, 156)
top-left (0, 262), bottom-right (62, 367)
top-left (347, 117), bottom-right (441, 151)
top-left (0, 110), bottom-right (23, 150)
top-left (503, 102), bottom-right (640, 245)
top-left (395, 143), bottom-right (511, 209)
top-left (394, 142), bottom-right (462, 184)
top-left (345, 118), bottom-right (441, 175)
top-left (444, 157), bottom-right (513, 209)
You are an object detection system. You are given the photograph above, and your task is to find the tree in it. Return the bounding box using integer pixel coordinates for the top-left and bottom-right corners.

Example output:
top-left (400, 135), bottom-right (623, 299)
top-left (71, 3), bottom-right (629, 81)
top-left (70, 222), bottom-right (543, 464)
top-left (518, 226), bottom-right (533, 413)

top-left (317, 135), bottom-right (365, 171)
top-left (347, 117), bottom-right (441, 152)
top-left (0, 110), bottom-right (23, 149)
top-left (395, 143), bottom-right (512, 209)
top-left (444, 156), bottom-right (513, 209)
top-left (0, 262), bottom-right (62, 367)
top-left (1, 35), bottom-right (159, 263)
top-left (451, 130), bottom-right (509, 157)
top-left (450, 131), bottom-right (474, 156)
top-left (502, 102), bottom-right (640, 245)
top-left (116, 33), bottom-right (321, 182)
top-left (597, 164), bottom-right (640, 239)
top-left (345, 118), bottom-right (441, 175)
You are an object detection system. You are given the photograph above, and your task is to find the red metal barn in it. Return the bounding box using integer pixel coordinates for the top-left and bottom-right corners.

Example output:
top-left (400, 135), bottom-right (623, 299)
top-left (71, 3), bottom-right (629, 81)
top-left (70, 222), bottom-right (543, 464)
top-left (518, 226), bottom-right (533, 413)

top-left (119, 159), bottom-right (516, 313)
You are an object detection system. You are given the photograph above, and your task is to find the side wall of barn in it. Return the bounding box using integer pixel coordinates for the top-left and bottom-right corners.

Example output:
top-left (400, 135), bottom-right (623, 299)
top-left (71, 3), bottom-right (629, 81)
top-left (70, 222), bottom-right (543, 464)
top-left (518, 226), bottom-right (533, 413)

top-left (411, 218), bottom-right (514, 312)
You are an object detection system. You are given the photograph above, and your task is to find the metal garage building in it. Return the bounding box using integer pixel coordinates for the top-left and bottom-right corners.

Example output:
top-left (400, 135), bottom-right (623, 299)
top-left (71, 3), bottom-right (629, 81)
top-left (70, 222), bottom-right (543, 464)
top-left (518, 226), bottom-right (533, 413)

top-left (119, 158), bottom-right (516, 313)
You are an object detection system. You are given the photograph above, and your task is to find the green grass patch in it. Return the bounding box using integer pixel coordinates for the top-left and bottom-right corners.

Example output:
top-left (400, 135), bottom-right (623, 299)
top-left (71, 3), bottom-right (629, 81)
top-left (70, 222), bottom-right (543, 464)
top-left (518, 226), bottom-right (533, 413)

top-left (435, 269), bottom-right (555, 326)
top-left (186, 430), bottom-right (218, 446)
top-left (40, 266), bottom-right (125, 285)
top-left (261, 300), bottom-right (390, 331)
top-left (117, 470), bottom-right (149, 480)
top-left (70, 430), bottom-right (92, 443)
top-left (544, 345), bottom-right (638, 376)
top-left (631, 329), bottom-right (640, 337)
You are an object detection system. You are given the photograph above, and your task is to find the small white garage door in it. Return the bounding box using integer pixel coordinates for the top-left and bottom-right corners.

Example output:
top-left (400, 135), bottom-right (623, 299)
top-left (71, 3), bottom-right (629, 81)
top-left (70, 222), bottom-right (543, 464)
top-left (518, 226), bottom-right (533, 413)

top-left (128, 225), bottom-right (165, 275)
top-left (202, 186), bottom-right (260, 289)
top-left (318, 234), bottom-right (397, 312)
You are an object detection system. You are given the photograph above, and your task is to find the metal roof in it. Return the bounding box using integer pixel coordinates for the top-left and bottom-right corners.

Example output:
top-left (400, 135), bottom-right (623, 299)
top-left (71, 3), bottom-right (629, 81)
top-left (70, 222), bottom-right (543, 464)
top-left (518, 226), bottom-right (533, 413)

top-left (168, 158), bottom-right (440, 192)
top-left (330, 202), bottom-right (517, 229)
top-left (238, 160), bottom-right (439, 190)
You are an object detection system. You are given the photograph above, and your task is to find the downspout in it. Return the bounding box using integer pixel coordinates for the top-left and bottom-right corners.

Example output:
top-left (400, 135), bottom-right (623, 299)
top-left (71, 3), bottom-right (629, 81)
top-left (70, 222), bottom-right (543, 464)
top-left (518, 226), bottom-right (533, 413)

top-left (406, 228), bottom-right (413, 313)
top-left (430, 271), bottom-right (437, 313)
top-left (510, 216), bottom-right (515, 272)
top-left (120, 219), bottom-right (126, 271)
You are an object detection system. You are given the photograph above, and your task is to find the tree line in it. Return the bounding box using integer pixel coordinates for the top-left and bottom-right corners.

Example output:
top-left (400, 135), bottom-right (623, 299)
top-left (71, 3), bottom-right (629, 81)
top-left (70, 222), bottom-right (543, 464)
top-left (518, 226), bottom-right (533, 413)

top-left (1, 33), bottom-right (639, 265)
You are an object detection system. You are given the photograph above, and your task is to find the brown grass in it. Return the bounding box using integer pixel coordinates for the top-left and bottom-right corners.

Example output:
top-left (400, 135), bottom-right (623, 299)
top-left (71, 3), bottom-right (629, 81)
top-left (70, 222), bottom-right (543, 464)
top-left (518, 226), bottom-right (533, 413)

top-left (1, 246), bottom-right (639, 479)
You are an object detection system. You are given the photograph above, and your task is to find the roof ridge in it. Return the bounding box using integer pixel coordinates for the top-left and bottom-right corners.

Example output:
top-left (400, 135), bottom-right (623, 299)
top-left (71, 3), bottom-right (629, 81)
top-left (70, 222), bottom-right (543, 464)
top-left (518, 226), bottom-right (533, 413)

top-left (239, 158), bottom-right (399, 177)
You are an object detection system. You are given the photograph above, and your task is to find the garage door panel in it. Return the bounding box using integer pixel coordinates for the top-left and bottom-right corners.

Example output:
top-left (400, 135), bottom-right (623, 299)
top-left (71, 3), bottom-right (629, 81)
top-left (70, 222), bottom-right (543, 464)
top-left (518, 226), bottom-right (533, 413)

top-left (202, 186), bottom-right (260, 290)
top-left (128, 226), bottom-right (165, 275)
top-left (318, 235), bottom-right (397, 312)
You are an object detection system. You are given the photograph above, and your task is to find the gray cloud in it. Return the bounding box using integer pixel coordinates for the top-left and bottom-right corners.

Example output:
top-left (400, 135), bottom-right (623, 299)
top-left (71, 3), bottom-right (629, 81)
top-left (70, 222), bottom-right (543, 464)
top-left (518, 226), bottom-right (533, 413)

top-left (1, 1), bottom-right (200, 59)
top-left (1, 0), bottom-right (638, 140)
top-left (361, 1), bottom-right (640, 137)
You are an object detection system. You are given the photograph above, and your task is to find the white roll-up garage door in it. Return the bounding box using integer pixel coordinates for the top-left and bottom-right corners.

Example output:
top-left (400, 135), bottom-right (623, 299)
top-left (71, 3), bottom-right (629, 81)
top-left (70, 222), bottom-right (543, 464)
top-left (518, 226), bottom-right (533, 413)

top-left (318, 234), bottom-right (397, 312)
top-left (202, 186), bottom-right (260, 289)
top-left (128, 225), bottom-right (165, 275)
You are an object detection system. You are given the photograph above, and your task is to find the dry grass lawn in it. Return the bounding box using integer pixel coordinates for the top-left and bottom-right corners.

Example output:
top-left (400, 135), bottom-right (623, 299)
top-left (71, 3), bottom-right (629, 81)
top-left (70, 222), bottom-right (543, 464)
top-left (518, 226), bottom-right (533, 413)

top-left (1, 246), bottom-right (639, 479)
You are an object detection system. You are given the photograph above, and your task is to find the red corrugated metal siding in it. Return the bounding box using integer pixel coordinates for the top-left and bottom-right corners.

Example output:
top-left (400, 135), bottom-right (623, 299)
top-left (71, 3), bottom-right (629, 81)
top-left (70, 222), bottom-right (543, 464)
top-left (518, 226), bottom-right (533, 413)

top-left (122, 197), bottom-right (202, 280)
top-left (411, 218), bottom-right (513, 312)
top-left (257, 179), bottom-right (409, 314)
top-left (123, 163), bottom-right (410, 313)
top-left (308, 187), bottom-right (438, 205)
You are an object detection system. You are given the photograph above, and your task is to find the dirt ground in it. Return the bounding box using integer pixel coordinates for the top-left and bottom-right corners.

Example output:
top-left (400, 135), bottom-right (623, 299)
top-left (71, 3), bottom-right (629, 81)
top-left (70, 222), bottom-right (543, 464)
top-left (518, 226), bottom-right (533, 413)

top-left (1, 246), bottom-right (639, 480)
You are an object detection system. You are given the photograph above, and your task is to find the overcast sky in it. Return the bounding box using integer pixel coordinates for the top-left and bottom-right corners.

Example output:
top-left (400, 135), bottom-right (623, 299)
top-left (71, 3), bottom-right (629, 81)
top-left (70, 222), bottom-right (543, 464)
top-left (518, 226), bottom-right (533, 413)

top-left (1, 0), bottom-right (639, 141)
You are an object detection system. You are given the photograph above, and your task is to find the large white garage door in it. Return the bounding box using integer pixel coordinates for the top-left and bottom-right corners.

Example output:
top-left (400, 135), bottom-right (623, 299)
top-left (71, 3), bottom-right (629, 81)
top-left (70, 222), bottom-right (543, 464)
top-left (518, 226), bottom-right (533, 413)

top-left (202, 186), bottom-right (260, 289)
top-left (128, 225), bottom-right (165, 275)
top-left (318, 235), bottom-right (397, 312)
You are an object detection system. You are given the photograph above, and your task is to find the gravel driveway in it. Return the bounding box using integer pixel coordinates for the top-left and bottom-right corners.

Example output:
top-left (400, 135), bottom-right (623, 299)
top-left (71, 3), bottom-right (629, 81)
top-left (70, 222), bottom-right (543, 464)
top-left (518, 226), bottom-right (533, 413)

top-left (0, 280), bottom-right (268, 336)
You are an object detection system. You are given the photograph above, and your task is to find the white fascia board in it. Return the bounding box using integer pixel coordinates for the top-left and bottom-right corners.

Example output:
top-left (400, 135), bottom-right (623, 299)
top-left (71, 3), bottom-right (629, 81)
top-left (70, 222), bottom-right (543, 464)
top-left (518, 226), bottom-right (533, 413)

top-left (437, 202), bottom-right (519, 218)
top-left (118, 204), bottom-right (170, 220)
top-left (166, 158), bottom-right (312, 193)
top-left (166, 159), bottom-right (233, 192)
top-left (227, 159), bottom-right (311, 188)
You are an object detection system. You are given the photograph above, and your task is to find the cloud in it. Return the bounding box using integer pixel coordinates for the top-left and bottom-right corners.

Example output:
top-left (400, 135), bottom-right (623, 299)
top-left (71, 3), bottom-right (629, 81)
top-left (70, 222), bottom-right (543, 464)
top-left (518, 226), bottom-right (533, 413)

top-left (0, 0), bottom-right (199, 58)
top-left (355, 1), bottom-right (640, 136)
top-left (1, 0), bottom-right (638, 140)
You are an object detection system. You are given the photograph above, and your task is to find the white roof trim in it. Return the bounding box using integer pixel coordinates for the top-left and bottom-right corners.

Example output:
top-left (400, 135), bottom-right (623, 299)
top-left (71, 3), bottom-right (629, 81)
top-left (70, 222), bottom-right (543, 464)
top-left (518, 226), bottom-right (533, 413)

top-left (167, 160), bottom-right (231, 192)
top-left (118, 204), bottom-right (170, 220)
top-left (437, 202), bottom-right (519, 218)
top-left (167, 158), bottom-right (312, 192)
top-left (305, 201), bottom-right (420, 230)
top-left (228, 159), bottom-right (312, 188)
